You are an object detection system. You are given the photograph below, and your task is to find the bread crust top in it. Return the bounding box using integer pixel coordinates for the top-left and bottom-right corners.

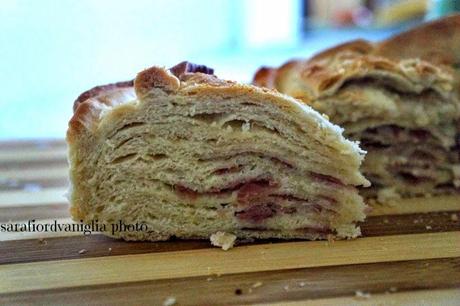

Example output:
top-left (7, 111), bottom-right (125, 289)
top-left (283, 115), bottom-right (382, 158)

top-left (375, 14), bottom-right (460, 67)
top-left (253, 15), bottom-right (460, 99)
top-left (73, 81), bottom-right (134, 112)
top-left (283, 54), bottom-right (453, 99)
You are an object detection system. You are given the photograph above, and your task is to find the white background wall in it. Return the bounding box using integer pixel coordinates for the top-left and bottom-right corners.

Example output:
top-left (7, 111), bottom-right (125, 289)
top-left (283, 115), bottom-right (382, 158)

top-left (0, 0), bottom-right (301, 139)
top-left (1, 0), bottom-right (398, 140)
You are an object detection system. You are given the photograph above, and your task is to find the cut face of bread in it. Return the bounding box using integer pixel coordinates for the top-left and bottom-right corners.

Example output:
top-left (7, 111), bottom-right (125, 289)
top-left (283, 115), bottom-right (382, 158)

top-left (67, 62), bottom-right (369, 241)
top-left (253, 16), bottom-right (460, 201)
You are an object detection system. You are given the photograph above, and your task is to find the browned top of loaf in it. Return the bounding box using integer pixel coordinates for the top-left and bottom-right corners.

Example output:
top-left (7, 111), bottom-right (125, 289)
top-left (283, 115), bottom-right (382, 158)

top-left (73, 81), bottom-right (134, 112)
top-left (68, 62), bottom-right (218, 140)
top-left (252, 14), bottom-right (460, 98)
top-left (375, 14), bottom-right (460, 67)
top-left (308, 14), bottom-right (460, 67)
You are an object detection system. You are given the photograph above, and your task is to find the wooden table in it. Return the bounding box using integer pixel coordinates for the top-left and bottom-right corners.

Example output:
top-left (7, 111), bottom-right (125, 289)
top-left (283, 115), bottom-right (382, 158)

top-left (0, 140), bottom-right (459, 305)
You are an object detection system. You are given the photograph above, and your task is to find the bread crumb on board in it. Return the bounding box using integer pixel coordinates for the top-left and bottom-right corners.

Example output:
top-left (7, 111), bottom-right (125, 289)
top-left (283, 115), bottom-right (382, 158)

top-left (210, 232), bottom-right (236, 251)
top-left (451, 213), bottom-right (459, 222)
top-left (78, 249), bottom-right (87, 255)
top-left (252, 281), bottom-right (263, 288)
top-left (163, 296), bottom-right (176, 306)
top-left (376, 187), bottom-right (400, 204)
top-left (355, 290), bottom-right (371, 299)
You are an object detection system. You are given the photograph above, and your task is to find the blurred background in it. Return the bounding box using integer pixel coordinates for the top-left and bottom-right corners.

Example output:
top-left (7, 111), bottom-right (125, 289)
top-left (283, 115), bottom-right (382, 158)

top-left (1, 0), bottom-right (459, 139)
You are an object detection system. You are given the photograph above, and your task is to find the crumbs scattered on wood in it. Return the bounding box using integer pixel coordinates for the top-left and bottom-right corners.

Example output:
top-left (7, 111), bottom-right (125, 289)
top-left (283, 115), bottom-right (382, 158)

top-left (451, 213), bottom-right (458, 222)
top-left (299, 282), bottom-right (306, 287)
top-left (210, 232), bottom-right (236, 250)
top-left (283, 285), bottom-right (289, 291)
top-left (425, 225), bottom-right (432, 230)
top-left (234, 288), bottom-right (242, 295)
top-left (252, 281), bottom-right (263, 288)
top-left (108, 247), bottom-right (112, 253)
top-left (389, 287), bottom-right (398, 293)
top-left (78, 249), bottom-right (87, 254)
top-left (163, 296), bottom-right (176, 306)
top-left (38, 238), bottom-right (47, 245)
top-left (355, 290), bottom-right (371, 299)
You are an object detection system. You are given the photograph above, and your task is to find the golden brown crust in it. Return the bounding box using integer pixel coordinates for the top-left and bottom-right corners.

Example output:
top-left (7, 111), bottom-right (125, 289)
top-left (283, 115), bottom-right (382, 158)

top-left (252, 67), bottom-right (277, 89)
top-left (68, 84), bottom-right (135, 142)
top-left (252, 16), bottom-right (459, 100)
top-left (253, 60), bottom-right (304, 100)
top-left (69, 62), bottom-right (222, 143)
top-left (133, 61), bottom-right (216, 98)
top-left (68, 63), bottom-right (226, 142)
top-left (134, 66), bottom-right (181, 97)
top-left (375, 14), bottom-right (460, 67)
top-left (255, 55), bottom-right (454, 105)
top-left (309, 39), bottom-right (374, 62)
top-left (303, 54), bottom-right (453, 98)
top-left (73, 81), bottom-right (133, 112)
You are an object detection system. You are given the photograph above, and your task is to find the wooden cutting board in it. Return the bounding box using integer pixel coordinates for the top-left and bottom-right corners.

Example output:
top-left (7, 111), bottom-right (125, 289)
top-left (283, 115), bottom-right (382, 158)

top-left (0, 140), bottom-right (459, 305)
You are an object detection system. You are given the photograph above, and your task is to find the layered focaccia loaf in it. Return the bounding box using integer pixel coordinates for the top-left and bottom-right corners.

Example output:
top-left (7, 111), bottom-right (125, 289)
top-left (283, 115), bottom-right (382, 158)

top-left (253, 15), bottom-right (460, 201)
top-left (67, 61), bottom-right (369, 241)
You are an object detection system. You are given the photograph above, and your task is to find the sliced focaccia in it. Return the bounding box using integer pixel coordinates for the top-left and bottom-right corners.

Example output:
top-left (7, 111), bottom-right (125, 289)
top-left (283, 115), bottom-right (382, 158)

top-left (67, 61), bottom-right (369, 241)
top-left (253, 16), bottom-right (460, 201)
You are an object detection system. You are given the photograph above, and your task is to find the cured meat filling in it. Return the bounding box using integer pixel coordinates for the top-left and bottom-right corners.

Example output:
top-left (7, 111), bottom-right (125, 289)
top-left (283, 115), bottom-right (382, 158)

top-left (174, 173), bottom-right (345, 227)
top-left (356, 124), bottom-right (460, 197)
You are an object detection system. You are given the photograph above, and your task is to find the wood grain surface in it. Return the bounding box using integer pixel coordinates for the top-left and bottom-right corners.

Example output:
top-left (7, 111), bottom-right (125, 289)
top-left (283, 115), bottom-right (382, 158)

top-left (0, 140), bottom-right (459, 305)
